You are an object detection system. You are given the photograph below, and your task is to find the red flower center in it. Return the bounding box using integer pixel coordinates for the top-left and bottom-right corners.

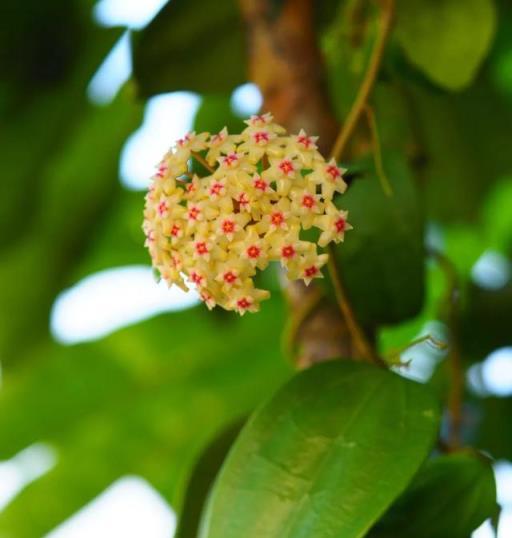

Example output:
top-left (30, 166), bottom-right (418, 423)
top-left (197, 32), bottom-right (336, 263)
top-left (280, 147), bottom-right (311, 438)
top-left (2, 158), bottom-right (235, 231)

top-left (196, 242), bottom-right (208, 255)
top-left (177, 134), bottom-right (191, 147)
top-left (250, 114), bottom-right (267, 125)
top-left (222, 220), bottom-right (235, 233)
top-left (282, 245), bottom-right (296, 258)
top-left (156, 163), bottom-right (167, 177)
top-left (279, 159), bottom-right (294, 175)
top-left (271, 212), bottom-right (284, 226)
top-left (191, 272), bottom-right (203, 284)
top-left (210, 182), bottom-right (224, 196)
top-left (254, 178), bottom-right (268, 191)
top-left (238, 193), bottom-right (249, 207)
top-left (223, 271), bottom-right (237, 284)
top-left (326, 164), bottom-right (341, 180)
top-left (188, 206), bottom-right (200, 220)
top-left (335, 218), bottom-right (346, 233)
top-left (170, 225), bottom-right (180, 237)
top-left (223, 153), bottom-right (238, 166)
top-left (253, 131), bottom-right (270, 144)
top-left (247, 245), bottom-right (260, 258)
top-left (302, 194), bottom-right (315, 209)
top-left (157, 201), bottom-right (167, 215)
top-left (297, 135), bottom-right (312, 148)
top-left (304, 265), bottom-right (318, 277)
top-left (237, 297), bottom-right (251, 309)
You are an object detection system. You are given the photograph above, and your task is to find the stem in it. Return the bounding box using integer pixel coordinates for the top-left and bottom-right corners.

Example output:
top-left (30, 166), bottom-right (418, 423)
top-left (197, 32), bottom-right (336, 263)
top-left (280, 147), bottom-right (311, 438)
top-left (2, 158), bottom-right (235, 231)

top-left (364, 104), bottom-right (393, 197)
top-left (431, 249), bottom-right (463, 449)
top-left (327, 245), bottom-right (385, 366)
top-left (282, 285), bottom-right (323, 360)
top-left (325, 0), bottom-right (394, 367)
top-left (191, 151), bottom-right (215, 173)
top-left (386, 334), bottom-right (448, 365)
top-left (330, 0), bottom-right (395, 162)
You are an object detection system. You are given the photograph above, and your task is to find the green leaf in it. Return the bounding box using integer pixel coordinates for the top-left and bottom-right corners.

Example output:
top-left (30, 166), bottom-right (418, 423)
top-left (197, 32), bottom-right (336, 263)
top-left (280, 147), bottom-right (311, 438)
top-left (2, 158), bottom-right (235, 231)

top-left (132, 0), bottom-right (246, 97)
top-left (200, 360), bottom-right (440, 538)
top-left (0, 91), bottom-right (142, 367)
top-left (460, 282), bottom-right (512, 360)
top-left (132, 0), bottom-right (342, 98)
top-left (175, 420), bottom-right (244, 538)
top-left (371, 452), bottom-right (498, 538)
top-left (395, 0), bottom-right (497, 91)
top-left (334, 151), bottom-right (425, 326)
top-left (0, 301), bottom-right (291, 537)
top-left (403, 76), bottom-right (512, 223)
top-left (193, 94), bottom-right (246, 134)
top-left (0, 25), bottom-right (123, 249)
top-left (476, 397), bottom-right (512, 461)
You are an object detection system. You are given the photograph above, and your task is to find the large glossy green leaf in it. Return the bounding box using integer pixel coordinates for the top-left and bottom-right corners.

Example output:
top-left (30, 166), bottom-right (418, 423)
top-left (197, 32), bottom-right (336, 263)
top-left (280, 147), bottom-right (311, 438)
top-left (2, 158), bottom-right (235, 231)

top-left (370, 452), bottom-right (497, 538)
top-left (395, 0), bottom-right (496, 91)
top-left (334, 151), bottom-right (425, 326)
top-left (175, 420), bottom-right (244, 538)
top-left (200, 360), bottom-right (440, 538)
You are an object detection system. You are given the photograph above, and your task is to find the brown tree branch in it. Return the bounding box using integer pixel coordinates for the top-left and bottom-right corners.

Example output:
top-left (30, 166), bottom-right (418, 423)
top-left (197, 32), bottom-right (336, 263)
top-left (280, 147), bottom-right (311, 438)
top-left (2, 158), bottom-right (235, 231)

top-left (238, 0), bottom-right (393, 368)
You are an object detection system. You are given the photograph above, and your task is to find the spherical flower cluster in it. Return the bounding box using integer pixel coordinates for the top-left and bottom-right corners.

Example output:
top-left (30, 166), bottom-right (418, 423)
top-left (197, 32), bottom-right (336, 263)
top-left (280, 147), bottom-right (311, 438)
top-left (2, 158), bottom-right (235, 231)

top-left (143, 113), bottom-right (352, 314)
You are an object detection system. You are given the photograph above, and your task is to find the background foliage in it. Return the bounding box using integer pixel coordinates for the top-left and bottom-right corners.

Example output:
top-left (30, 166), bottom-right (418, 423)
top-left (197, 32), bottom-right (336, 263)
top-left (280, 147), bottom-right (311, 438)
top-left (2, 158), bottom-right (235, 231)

top-left (1, 0), bottom-right (512, 536)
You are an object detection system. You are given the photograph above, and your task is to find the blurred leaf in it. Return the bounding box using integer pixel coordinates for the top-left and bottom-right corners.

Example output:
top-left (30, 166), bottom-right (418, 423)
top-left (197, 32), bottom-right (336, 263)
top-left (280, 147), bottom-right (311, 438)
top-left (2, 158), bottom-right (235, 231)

top-left (476, 397), bottom-right (512, 460)
top-left (0, 91), bottom-right (142, 367)
top-left (193, 94), bottom-right (246, 134)
top-left (0, 301), bottom-right (291, 537)
top-left (175, 420), bottom-right (244, 538)
top-left (370, 452), bottom-right (497, 538)
top-left (132, 0), bottom-right (246, 98)
top-left (0, 25), bottom-right (123, 248)
top-left (403, 75), bottom-right (512, 223)
top-left (482, 177), bottom-right (512, 252)
top-left (395, 0), bottom-right (496, 91)
top-left (69, 190), bottom-right (148, 281)
top-left (334, 151), bottom-right (425, 326)
top-left (0, 0), bottom-right (95, 106)
top-left (460, 283), bottom-right (512, 360)
top-left (132, 0), bottom-right (344, 99)
top-left (201, 361), bottom-right (440, 538)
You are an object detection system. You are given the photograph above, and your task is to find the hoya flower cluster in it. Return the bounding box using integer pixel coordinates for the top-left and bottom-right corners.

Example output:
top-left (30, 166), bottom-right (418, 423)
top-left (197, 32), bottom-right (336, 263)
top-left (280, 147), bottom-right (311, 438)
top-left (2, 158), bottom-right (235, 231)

top-left (143, 113), bottom-right (351, 314)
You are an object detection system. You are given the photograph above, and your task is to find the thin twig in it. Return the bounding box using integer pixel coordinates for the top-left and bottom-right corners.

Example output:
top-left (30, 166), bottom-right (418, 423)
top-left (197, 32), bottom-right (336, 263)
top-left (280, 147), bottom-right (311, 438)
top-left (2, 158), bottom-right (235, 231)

top-left (327, 245), bottom-right (385, 366)
top-left (389, 334), bottom-right (448, 358)
top-left (281, 285), bottom-right (323, 360)
top-left (191, 151), bottom-right (215, 173)
top-left (325, 0), bottom-right (395, 367)
top-left (430, 249), bottom-right (463, 449)
top-left (364, 104), bottom-right (393, 197)
top-left (330, 0), bottom-right (395, 162)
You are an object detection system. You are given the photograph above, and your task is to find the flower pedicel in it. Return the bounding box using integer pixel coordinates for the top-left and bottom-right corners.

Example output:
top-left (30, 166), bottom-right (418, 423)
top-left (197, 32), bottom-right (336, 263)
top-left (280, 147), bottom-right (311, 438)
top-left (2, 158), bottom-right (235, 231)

top-left (143, 113), bottom-right (352, 315)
